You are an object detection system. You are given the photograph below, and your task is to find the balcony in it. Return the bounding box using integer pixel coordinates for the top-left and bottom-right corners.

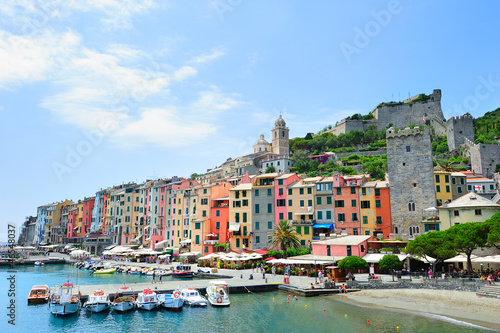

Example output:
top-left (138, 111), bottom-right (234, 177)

top-left (204, 240), bottom-right (218, 245)
top-left (291, 219), bottom-right (315, 225)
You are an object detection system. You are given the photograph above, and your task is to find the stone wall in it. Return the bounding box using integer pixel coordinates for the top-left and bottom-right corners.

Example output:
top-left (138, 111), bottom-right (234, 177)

top-left (446, 114), bottom-right (474, 150)
top-left (463, 138), bottom-right (500, 177)
top-left (347, 278), bottom-right (488, 293)
top-left (386, 127), bottom-right (436, 240)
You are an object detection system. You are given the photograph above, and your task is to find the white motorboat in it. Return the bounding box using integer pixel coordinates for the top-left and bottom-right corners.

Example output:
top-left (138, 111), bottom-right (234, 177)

top-left (157, 293), bottom-right (184, 310)
top-left (34, 261), bottom-right (44, 266)
top-left (206, 280), bottom-right (230, 307)
top-left (135, 288), bottom-right (158, 311)
top-left (112, 286), bottom-right (135, 313)
top-left (49, 283), bottom-right (80, 316)
top-left (175, 286), bottom-right (207, 307)
top-left (84, 290), bottom-right (111, 313)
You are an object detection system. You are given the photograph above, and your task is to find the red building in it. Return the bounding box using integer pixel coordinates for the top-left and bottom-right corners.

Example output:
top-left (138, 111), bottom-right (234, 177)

top-left (82, 197), bottom-right (95, 236)
top-left (274, 173), bottom-right (300, 223)
top-left (210, 197), bottom-right (230, 253)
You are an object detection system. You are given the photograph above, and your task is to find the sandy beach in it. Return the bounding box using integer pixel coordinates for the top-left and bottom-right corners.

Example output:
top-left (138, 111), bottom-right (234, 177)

top-left (337, 289), bottom-right (500, 330)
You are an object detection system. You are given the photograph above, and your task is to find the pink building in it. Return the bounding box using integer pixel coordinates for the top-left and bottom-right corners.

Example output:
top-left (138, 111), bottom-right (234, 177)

top-left (312, 235), bottom-right (374, 258)
top-left (82, 197), bottom-right (95, 236)
top-left (274, 173), bottom-right (300, 223)
top-left (309, 152), bottom-right (336, 165)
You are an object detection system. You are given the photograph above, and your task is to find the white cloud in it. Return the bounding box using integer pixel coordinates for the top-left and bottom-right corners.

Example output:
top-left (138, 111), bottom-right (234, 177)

top-left (193, 86), bottom-right (242, 113)
top-left (173, 66), bottom-right (197, 81)
top-left (189, 47), bottom-right (226, 65)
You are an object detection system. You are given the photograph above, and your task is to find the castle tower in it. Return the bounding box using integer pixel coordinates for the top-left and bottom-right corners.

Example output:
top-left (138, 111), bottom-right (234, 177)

top-left (272, 115), bottom-right (289, 157)
top-left (386, 127), bottom-right (436, 240)
top-left (253, 134), bottom-right (270, 153)
top-left (446, 114), bottom-right (474, 150)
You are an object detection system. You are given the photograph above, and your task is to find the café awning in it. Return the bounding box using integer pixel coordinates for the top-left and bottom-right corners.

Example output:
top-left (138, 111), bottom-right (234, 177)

top-left (313, 224), bottom-right (334, 229)
top-left (154, 240), bottom-right (169, 249)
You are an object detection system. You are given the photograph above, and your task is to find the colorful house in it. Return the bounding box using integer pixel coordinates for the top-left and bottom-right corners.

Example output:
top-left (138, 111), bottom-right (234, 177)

top-left (312, 235), bottom-right (374, 258)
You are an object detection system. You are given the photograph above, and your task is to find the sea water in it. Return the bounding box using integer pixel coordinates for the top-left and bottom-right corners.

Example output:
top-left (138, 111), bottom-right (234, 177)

top-left (0, 265), bottom-right (493, 333)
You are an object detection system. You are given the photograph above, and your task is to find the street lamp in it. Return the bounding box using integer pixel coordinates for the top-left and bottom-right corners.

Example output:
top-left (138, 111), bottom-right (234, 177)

top-left (314, 256), bottom-right (317, 284)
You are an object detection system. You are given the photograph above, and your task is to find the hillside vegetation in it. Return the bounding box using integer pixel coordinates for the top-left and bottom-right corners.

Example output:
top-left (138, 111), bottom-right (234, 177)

top-left (474, 108), bottom-right (500, 144)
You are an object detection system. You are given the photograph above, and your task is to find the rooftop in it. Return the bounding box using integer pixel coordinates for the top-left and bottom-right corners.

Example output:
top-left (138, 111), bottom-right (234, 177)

top-left (313, 235), bottom-right (372, 246)
top-left (438, 192), bottom-right (500, 209)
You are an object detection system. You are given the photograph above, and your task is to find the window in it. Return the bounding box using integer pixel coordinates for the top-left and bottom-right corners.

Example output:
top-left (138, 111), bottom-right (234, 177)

top-left (243, 226), bottom-right (247, 235)
top-left (308, 199), bottom-right (312, 207)
top-left (235, 213), bottom-right (240, 222)
top-left (376, 216), bottom-right (382, 224)
top-left (256, 236), bottom-right (260, 243)
top-left (490, 184), bottom-right (495, 190)
top-left (243, 213), bottom-right (247, 222)
top-left (203, 188), bottom-right (207, 194)
top-left (365, 230), bottom-right (370, 235)
top-left (467, 185), bottom-right (472, 191)
top-left (375, 200), bottom-right (381, 208)
top-left (236, 239), bottom-right (240, 248)
top-left (394, 227), bottom-right (398, 234)
top-left (242, 191), bottom-right (247, 197)
top-left (288, 189), bottom-right (293, 195)
top-left (361, 201), bottom-right (370, 209)
top-left (406, 145), bottom-right (411, 152)
top-left (304, 226), bottom-right (309, 235)
top-left (300, 200), bottom-right (304, 207)
top-left (336, 188), bottom-right (341, 195)
top-left (457, 187), bottom-right (462, 193)
top-left (243, 199), bottom-right (248, 206)
top-left (352, 213), bottom-right (358, 221)
top-left (278, 179), bottom-right (283, 185)
top-left (326, 197), bottom-right (332, 205)
top-left (296, 226), bottom-right (302, 234)
top-left (461, 178), bottom-right (465, 185)
top-left (353, 228), bottom-right (358, 235)
top-left (254, 189), bottom-right (259, 196)
top-left (268, 221), bottom-right (272, 229)
top-left (255, 204), bottom-right (260, 214)
top-left (279, 213), bottom-right (284, 220)
top-left (408, 202), bottom-right (416, 211)
top-left (362, 216), bottom-right (368, 224)
top-left (445, 175), bottom-right (449, 183)
top-left (375, 188), bottom-right (380, 196)
top-left (195, 222), bottom-right (201, 230)
top-left (277, 199), bottom-right (286, 207)
top-left (288, 212), bottom-right (293, 220)
top-left (307, 188), bottom-right (312, 194)
top-left (288, 199), bottom-right (293, 206)
top-left (216, 222), bottom-right (220, 229)
top-left (338, 213), bottom-right (345, 221)
top-left (202, 210), bottom-right (207, 217)
top-left (255, 221), bottom-right (260, 230)
top-left (452, 177), bottom-right (456, 185)
top-left (268, 189), bottom-right (272, 196)
top-left (317, 197), bottom-right (322, 205)
top-left (445, 186), bottom-right (450, 193)
top-left (216, 210), bottom-right (220, 217)
top-left (279, 188), bottom-right (284, 196)
top-left (361, 188), bottom-right (366, 195)
top-left (335, 200), bottom-right (344, 208)
top-left (326, 211), bottom-right (332, 219)
top-left (351, 187), bottom-right (356, 194)
top-left (453, 210), bottom-right (459, 217)
top-left (300, 188), bottom-right (304, 195)
top-left (301, 239), bottom-right (305, 246)
top-left (317, 211), bottom-right (323, 220)
top-left (235, 191), bottom-right (240, 199)
top-left (195, 235), bottom-right (200, 245)
top-left (475, 209), bottom-right (482, 216)
top-left (351, 199), bottom-right (356, 207)
top-left (435, 174), bottom-right (440, 183)
top-left (268, 204), bottom-right (272, 213)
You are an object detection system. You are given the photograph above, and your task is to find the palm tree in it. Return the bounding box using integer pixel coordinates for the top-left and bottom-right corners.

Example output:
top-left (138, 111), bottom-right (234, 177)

top-left (270, 220), bottom-right (301, 259)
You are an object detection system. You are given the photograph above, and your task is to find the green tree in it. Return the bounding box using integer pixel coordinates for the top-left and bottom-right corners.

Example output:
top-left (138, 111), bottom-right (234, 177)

top-left (447, 222), bottom-right (489, 280)
top-left (404, 231), bottom-right (456, 276)
top-left (269, 220), bottom-right (301, 259)
top-left (378, 254), bottom-right (403, 281)
top-left (337, 256), bottom-right (369, 271)
top-left (265, 165), bottom-right (276, 173)
top-left (484, 213), bottom-right (500, 250)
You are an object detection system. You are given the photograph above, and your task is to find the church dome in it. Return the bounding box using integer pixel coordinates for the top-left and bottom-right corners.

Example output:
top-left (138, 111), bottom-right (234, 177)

top-left (255, 134), bottom-right (269, 146)
top-left (253, 134), bottom-right (270, 153)
top-left (275, 115), bottom-right (286, 127)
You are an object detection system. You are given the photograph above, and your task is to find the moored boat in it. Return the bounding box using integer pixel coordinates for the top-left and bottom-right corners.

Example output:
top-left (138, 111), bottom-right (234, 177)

top-left (49, 283), bottom-right (81, 316)
top-left (93, 268), bottom-right (116, 274)
top-left (157, 293), bottom-right (184, 311)
top-left (172, 265), bottom-right (194, 278)
top-left (175, 286), bottom-right (207, 307)
top-left (112, 286), bottom-right (135, 313)
top-left (84, 290), bottom-right (111, 313)
top-left (135, 288), bottom-right (158, 311)
top-left (34, 261), bottom-right (44, 266)
top-left (206, 280), bottom-right (230, 307)
top-left (27, 285), bottom-right (50, 304)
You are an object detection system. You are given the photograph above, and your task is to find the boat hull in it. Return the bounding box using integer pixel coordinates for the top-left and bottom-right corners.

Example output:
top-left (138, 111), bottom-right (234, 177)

top-left (85, 302), bottom-right (111, 313)
top-left (172, 272), bottom-right (193, 278)
top-left (113, 302), bottom-right (135, 312)
top-left (50, 302), bottom-right (80, 316)
top-left (136, 302), bottom-right (157, 311)
top-left (158, 295), bottom-right (184, 310)
top-left (28, 297), bottom-right (48, 304)
top-left (207, 296), bottom-right (230, 307)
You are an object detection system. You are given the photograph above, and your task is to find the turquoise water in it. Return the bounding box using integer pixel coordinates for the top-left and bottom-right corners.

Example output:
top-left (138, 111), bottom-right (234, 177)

top-left (0, 265), bottom-right (493, 333)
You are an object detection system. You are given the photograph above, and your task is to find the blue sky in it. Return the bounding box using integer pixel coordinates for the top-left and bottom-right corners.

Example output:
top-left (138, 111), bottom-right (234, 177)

top-left (1, 1), bottom-right (499, 241)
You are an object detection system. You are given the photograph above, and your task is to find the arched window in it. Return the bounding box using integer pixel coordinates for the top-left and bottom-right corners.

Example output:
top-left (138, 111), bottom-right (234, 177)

top-left (408, 202), bottom-right (415, 212)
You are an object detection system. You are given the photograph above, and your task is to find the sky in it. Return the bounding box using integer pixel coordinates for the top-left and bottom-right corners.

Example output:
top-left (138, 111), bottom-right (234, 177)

top-left (1, 1), bottom-right (499, 242)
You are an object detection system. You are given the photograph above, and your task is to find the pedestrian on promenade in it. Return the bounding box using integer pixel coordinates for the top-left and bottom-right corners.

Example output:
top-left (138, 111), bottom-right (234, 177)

top-left (272, 265), bottom-right (276, 276)
top-left (152, 271), bottom-right (156, 283)
top-left (159, 272), bottom-right (163, 284)
top-left (252, 263), bottom-right (254, 272)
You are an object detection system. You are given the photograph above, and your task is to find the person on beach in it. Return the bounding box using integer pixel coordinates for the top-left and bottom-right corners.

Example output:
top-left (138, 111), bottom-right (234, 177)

top-left (152, 271), bottom-right (156, 283)
top-left (310, 283), bottom-right (315, 290)
top-left (159, 272), bottom-right (163, 284)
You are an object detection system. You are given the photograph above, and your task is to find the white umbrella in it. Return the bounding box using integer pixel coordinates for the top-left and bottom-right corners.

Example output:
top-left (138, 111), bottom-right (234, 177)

top-left (473, 255), bottom-right (500, 263)
top-left (444, 254), bottom-right (478, 263)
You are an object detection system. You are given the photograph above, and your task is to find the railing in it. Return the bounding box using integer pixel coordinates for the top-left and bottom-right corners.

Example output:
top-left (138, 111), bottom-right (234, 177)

top-left (204, 240), bottom-right (218, 245)
top-left (292, 219), bottom-right (315, 225)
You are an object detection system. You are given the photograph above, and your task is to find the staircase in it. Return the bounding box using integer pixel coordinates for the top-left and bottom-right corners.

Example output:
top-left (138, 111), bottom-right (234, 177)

top-left (476, 285), bottom-right (500, 298)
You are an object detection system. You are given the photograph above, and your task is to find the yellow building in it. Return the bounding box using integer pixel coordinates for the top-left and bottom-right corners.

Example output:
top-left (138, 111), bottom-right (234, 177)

top-left (359, 182), bottom-right (377, 236)
top-left (434, 171), bottom-right (453, 205)
top-left (228, 183), bottom-right (252, 251)
top-left (437, 192), bottom-right (500, 230)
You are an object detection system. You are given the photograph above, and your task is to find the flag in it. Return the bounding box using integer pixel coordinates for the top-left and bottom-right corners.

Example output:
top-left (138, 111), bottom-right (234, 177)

top-left (474, 185), bottom-right (482, 192)
top-left (423, 116), bottom-right (426, 122)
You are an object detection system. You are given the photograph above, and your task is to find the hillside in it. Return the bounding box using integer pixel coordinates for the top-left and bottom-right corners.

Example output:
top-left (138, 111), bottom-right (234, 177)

top-left (473, 108), bottom-right (500, 144)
